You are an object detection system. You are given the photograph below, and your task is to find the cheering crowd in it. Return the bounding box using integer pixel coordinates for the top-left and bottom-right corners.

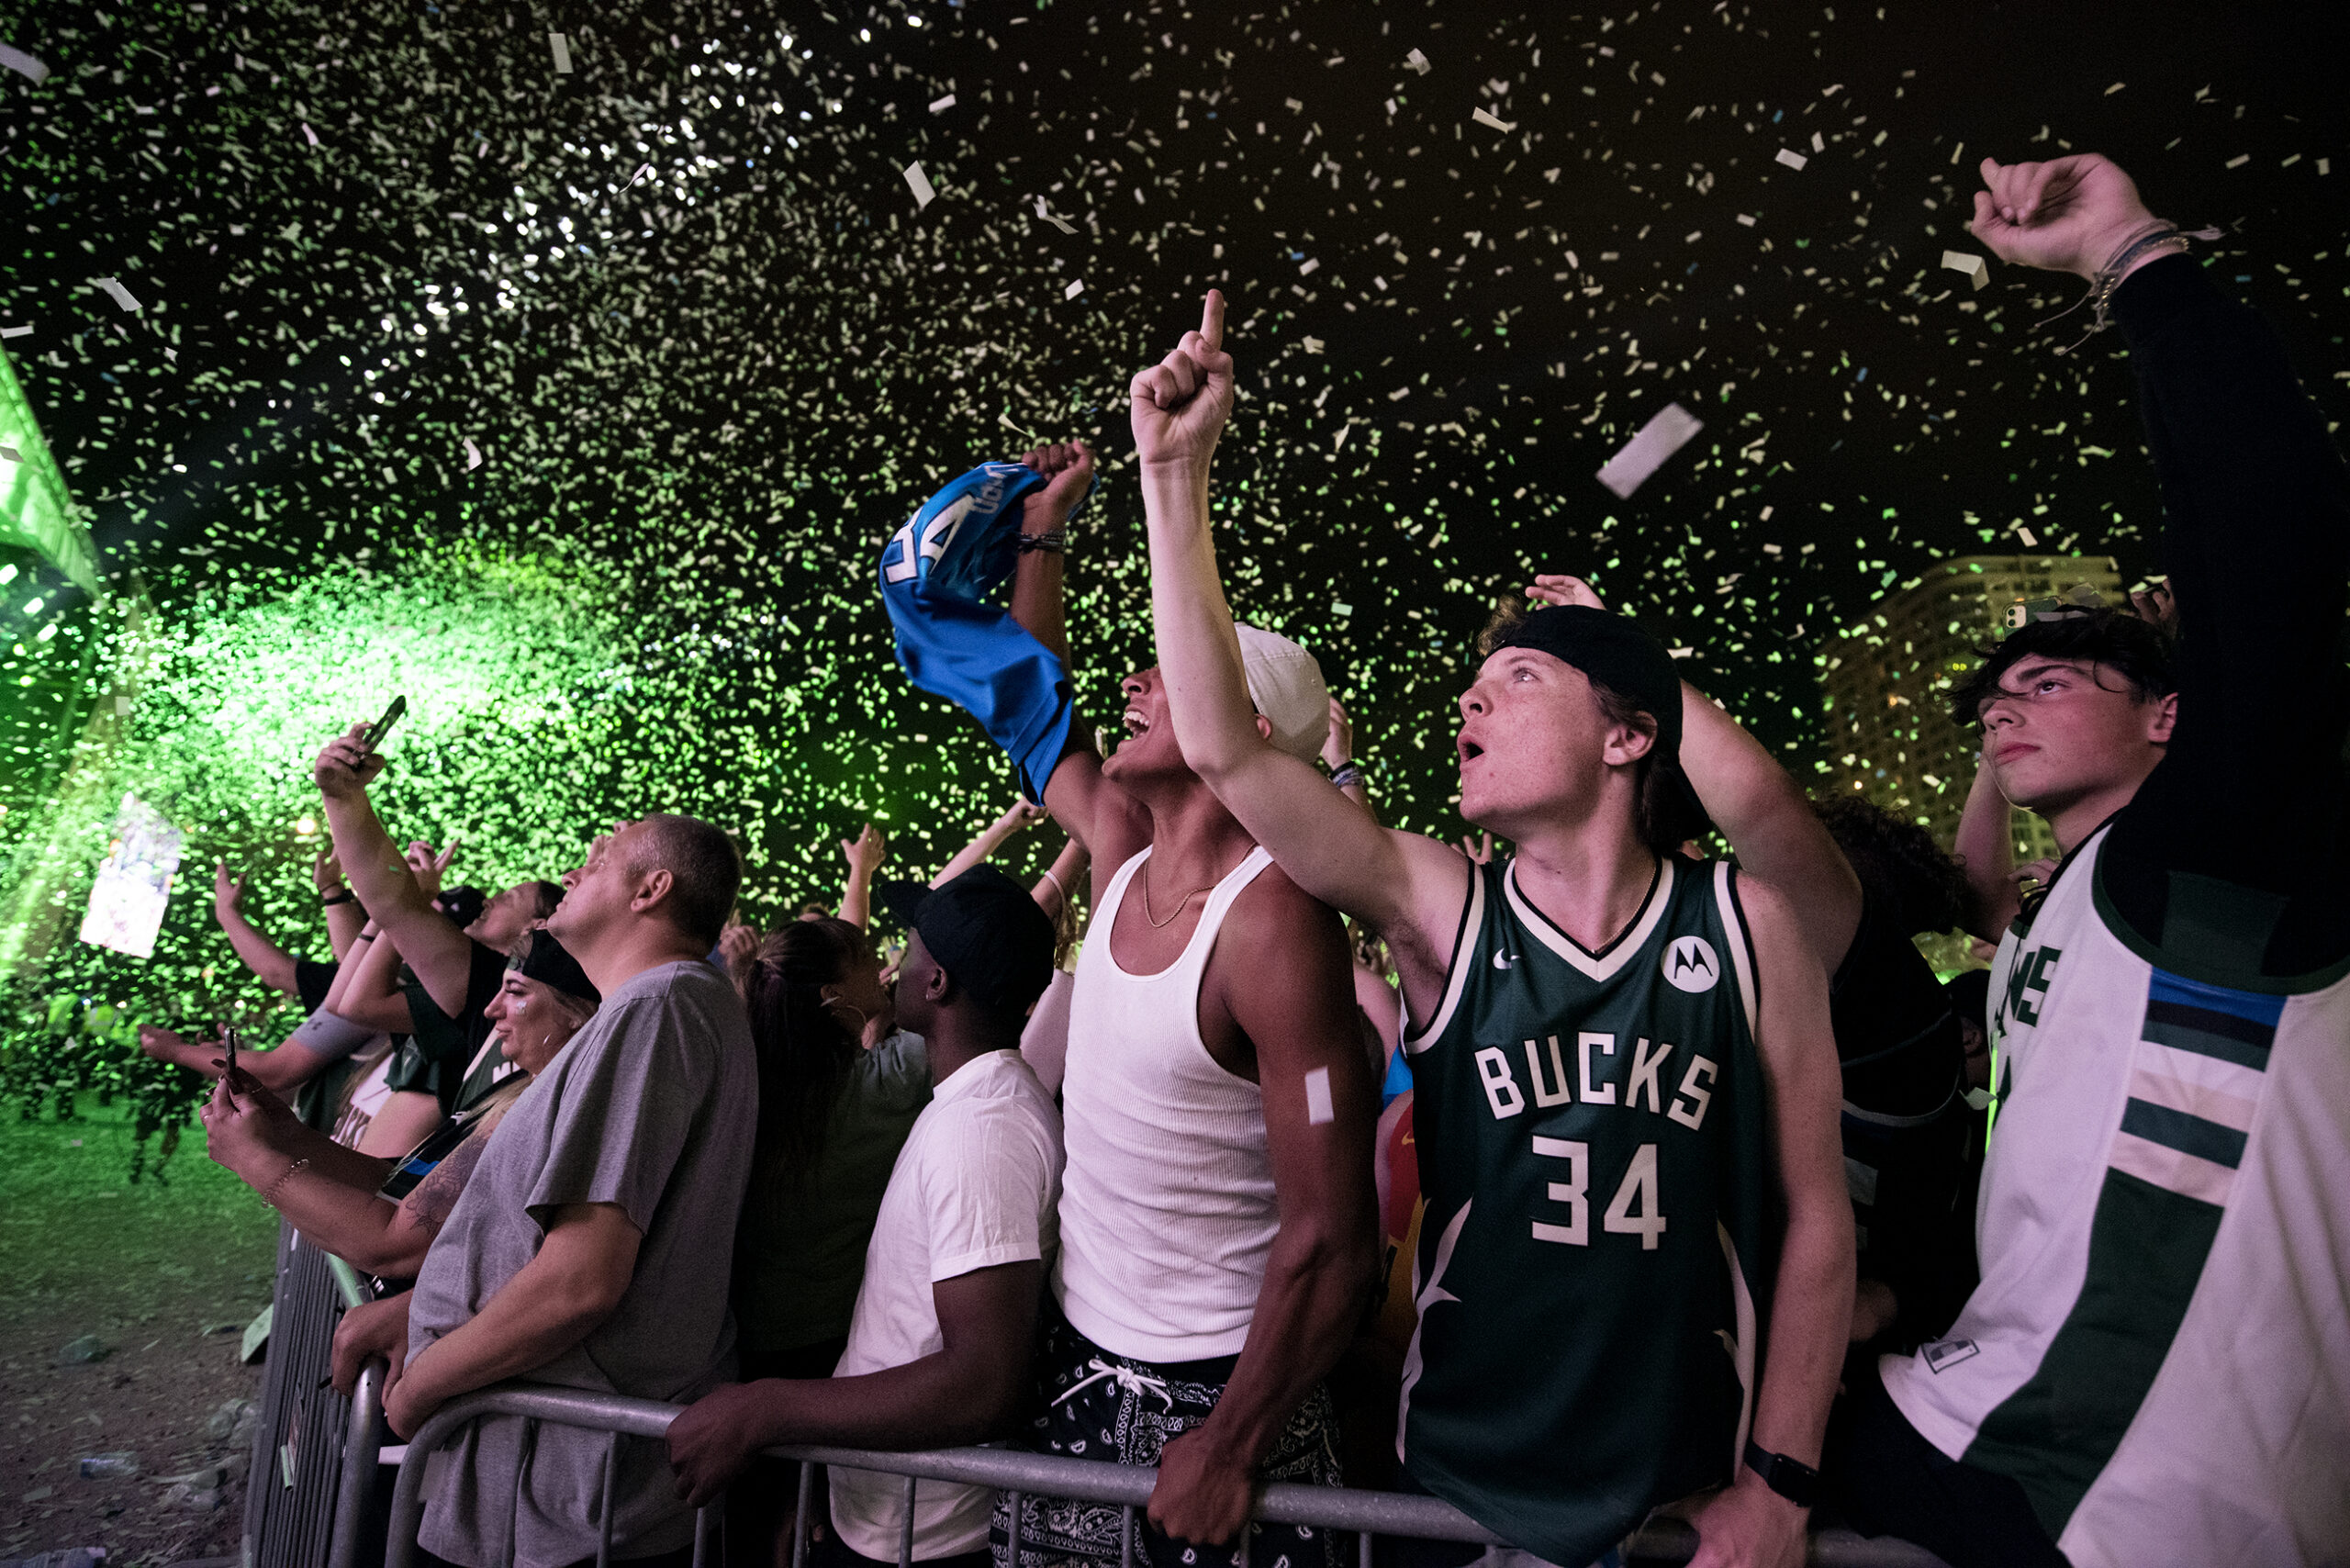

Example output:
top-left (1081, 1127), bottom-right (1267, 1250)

top-left (140, 152), bottom-right (2347, 1568)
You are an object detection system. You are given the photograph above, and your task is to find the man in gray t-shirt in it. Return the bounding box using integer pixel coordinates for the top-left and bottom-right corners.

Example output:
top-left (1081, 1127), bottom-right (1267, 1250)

top-left (356, 804), bottom-right (756, 1568)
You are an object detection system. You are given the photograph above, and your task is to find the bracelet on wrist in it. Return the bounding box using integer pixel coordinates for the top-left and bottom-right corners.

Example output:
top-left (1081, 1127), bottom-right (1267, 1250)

top-left (2035, 218), bottom-right (2223, 353)
top-left (1017, 527), bottom-right (1067, 555)
top-left (260, 1157), bottom-right (310, 1208)
top-left (1330, 761), bottom-right (1366, 790)
top-left (320, 888), bottom-right (355, 907)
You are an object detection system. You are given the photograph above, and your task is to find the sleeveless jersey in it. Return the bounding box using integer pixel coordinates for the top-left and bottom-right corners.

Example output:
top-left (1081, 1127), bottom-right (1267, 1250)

top-left (1399, 855), bottom-right (1774, 1568)
top-left (1882, 826), bottom-right (2350, 1566)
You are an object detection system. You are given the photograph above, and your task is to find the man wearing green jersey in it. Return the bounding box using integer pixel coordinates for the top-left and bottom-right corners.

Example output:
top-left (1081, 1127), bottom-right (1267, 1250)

top-left (1125, 295), bottom-right (1852, 1568)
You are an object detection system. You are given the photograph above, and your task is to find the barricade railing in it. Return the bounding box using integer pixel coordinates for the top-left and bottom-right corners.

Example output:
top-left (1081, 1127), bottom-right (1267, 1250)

top-left (244, 1222), bottom-right (388, 1568)
top-left (382, 1385), bottom-right (1953, 1568)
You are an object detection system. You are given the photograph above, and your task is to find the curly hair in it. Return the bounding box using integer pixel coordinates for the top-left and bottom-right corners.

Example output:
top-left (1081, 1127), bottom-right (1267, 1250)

top-left (1809, 793), bottom-right (1973, 937)
top-left (1473, 592), bottom-right (1707, 855)
top-left (738, 917), bottom-right (865, 1187)
top-left (1945, 608), bottom-right (2175, 729)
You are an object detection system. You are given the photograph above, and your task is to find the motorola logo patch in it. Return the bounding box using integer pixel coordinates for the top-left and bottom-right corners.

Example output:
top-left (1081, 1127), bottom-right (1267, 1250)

top-left (1662, 935), bottom-right (1720, 993)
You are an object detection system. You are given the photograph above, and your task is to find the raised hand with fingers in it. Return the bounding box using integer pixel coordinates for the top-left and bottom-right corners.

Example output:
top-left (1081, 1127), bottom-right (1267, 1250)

top-left (1020, 440), bottom-right (1096, 534)
top-left (1527, 573), bottom-right (1608, 611)
top-left (1459, 832), bottom-right (1495, 865)
top-left (1131, 290), bottom-right (1236, 480)
top-left (843, 823), bottom-right (889, 878)
top-left (1320, 696), bottom-right (1355, 771)
top-left (1967, 154), bottom-right (2159, 281)
top-left (2127, 577), bottom-right (2178, 640)
top-left (312, 851), bottom-right (345, 895)
top-left (213, 862), bottom-right (247, 919)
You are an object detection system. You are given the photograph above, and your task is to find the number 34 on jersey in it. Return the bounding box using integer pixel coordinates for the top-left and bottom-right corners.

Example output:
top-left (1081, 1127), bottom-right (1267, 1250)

top-left (1469, 1027), bottom-right (1716, 1254)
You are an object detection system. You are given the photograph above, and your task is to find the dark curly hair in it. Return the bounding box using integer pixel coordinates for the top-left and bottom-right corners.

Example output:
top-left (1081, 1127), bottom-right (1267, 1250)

top-left (1474, 593), bottom-right (1709, 854)
top-left (1945, 608), bottom-right (2175, 729)
top-left (1810, 794), bottom-right (1973, 937)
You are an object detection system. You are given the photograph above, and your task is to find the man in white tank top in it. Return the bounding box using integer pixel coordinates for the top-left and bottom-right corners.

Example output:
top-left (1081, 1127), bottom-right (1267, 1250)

top-left (983, 438), bottom-right (1380, 1568)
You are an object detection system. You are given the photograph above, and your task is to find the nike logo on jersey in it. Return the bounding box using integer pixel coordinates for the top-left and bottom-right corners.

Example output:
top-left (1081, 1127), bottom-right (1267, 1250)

top-left (1662, 935), bottom-right (1720, 993)
top-left (1492, 951), bottom-right (1519, 970)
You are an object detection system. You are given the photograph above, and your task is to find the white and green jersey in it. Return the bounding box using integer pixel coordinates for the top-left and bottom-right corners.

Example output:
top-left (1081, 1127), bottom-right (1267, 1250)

top-left (1398, 854), bottom-right (1774, 1568)
top-left (1881, 825), bottom-right (2350, 1565)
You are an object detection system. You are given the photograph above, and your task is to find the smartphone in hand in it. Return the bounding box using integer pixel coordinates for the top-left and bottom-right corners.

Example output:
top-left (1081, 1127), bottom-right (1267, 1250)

top-left (221, 1025), bottom-right (241, 1104)
top-left (360, 696), bottom-right (408, 754)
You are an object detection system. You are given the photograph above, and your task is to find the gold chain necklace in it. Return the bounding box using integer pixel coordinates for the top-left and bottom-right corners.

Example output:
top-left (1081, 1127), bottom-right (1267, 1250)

top-left (1139, 861), bottom-right (1215, 929)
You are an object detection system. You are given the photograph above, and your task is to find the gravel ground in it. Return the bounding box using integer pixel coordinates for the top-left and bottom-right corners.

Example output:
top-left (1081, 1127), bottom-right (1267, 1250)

top-left (0, 1096), bottom-right (278, 1568)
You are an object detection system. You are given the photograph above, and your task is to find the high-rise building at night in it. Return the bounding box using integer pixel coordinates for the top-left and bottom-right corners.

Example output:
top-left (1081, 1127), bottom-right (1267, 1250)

top-left (1817, 552), bottom-right (2129, 872)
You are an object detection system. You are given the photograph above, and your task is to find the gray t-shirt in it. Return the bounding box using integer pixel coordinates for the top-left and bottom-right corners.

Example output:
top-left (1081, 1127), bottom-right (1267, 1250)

top-left (408, 958), bottom-right (756, 1568)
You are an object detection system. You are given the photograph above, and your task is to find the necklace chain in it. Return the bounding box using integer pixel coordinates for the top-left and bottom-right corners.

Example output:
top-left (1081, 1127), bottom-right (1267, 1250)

top-left (1138, 861), bottom-right (1215, 928)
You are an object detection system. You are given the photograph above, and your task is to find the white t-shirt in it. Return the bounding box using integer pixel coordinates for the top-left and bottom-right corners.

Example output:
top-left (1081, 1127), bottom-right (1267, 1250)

top-left (828, 1049), bottom-right (1065, 1562)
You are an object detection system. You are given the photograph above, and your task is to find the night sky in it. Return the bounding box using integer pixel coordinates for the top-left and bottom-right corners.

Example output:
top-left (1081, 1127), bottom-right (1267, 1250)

top-left (5, 0), bottom-right (2348, 913)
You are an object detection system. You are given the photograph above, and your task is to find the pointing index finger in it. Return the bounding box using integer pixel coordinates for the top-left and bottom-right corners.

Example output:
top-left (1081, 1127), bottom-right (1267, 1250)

top-left (1200, 288), bottom-right (1225, 352)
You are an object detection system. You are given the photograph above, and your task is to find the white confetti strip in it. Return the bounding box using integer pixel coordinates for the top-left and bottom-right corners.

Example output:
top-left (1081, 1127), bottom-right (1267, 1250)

top-left (1405, 48), bottom-right (1431, 74)
top-left (1775, 148), bottom-right (1807, 171)
top-left (1941, 251), bottom-right (1987, 289)
top-left (1033, 197), bottom-right (1076, 234)
top-left (1304, 1066), bottom-right (1334, 1126)
top-left (0, 42), bottom-right (49, 83)
top-left (94, 277), bottom-right (142, 313)
top-left (902, 162), bottom-right (936, 209)
top-left (1809, 129), bottom-right (1825, 153)
top-left (1470, 106), bottom-right (1516, 133)
top-left (548, 33), bottom-right (572, 73)
top-left (928, 93), bottom-right (956, 114)
top-left (0, 324), bottom-right (29, 339)
top-left (1301, 336), bottom-right (1326, 353)
top-left (1299, 257), bottom-right (1320, 275)
top-left (464, 437), bottom-right (484, 470)
top-left (1736, 213), bottom-right (1756, 226)
top-left (1063, 279), bottom-right (1084, 300)
top-left (300, 121), bottom-right (319, 147)
top-left (1596, 402), bottom-right (1704, 499)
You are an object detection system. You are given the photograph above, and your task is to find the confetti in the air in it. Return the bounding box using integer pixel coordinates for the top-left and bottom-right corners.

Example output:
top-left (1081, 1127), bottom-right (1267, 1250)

top-left (1776, 147), bottom-right (1808, 171)
top-left (1304, 1066), bottom-right (1335, 1126)
top-left (464, 437), bottom-right (484, 471)
top-left (0, 324), bottom-right (30, 339)
top-left (1941, 251), bottom-right (1988, 289)
top-left (0, 41), bottom-right (47, 83)
top-left (1596, 403), bottom-right (1705, 498)
top-left (903, 162), bottom-right (936, 209)
top-left (549, 33), bottom-right (573, 74)
top-left (1405, 48), bottom-right (1431, 74)
top-left (299, 121), bottom-right (319, 147)
top-left (928, 93), bottom-right (956, 114)
top-left (1033, 197), bottom-right (1076, 234)
top-left (1470, 107), bottom-right (1516, 133)
top-left (93, 277), bottom-right (141, 313)
top-left (1064, 279), bottom-right (1085, 300)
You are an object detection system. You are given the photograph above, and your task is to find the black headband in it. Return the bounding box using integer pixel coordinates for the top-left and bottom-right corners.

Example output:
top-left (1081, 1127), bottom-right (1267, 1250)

top-left (509, 927), bottom-right (600, 1004)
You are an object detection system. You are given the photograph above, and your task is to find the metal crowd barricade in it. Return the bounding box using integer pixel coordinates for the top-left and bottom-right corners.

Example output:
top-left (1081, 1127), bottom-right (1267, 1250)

top-left (382, 1385), bottom-right (1953, 1568)
top-left (241, 1218), bottom-right (389, 1568)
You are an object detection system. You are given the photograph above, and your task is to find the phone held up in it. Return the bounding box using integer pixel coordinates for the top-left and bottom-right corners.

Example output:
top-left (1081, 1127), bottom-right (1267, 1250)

top-left (360, 696), bottom-right (408, 754)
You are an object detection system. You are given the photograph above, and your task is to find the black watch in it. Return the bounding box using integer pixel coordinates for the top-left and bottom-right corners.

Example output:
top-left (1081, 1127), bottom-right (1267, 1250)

top-left (1742, 1440), bottom-right (1820, 1508)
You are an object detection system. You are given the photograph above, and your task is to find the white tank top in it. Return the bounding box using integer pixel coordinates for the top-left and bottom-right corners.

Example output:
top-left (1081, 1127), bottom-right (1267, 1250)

top-left (1053, 844), bottom-right (1278, 1362)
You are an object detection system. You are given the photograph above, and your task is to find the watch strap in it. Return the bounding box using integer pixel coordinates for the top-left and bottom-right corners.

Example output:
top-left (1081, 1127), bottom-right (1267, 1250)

top-left (1742, 1439), bottom-right (1820, 1508)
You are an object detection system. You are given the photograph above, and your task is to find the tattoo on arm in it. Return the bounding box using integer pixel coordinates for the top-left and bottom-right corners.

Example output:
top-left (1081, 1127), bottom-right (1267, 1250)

top-left (400, 1121), bottom-right (496, 1233)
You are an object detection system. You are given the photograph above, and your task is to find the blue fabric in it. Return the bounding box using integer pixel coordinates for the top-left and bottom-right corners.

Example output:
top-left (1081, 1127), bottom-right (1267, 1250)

top-left (1380, 1042), bottom-right (1413, 1109)
top-left (878, 462), bottom-right (1077, 801)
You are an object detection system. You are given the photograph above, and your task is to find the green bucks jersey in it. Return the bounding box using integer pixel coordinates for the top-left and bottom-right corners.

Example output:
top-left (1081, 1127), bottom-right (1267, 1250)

top-left (1398, 855), bottom-right (1775, 1568)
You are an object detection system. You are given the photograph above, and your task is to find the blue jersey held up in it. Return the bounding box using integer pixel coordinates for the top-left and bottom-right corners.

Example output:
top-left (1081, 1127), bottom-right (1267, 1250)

top-left (877, 461), bottom-right (1076, 801)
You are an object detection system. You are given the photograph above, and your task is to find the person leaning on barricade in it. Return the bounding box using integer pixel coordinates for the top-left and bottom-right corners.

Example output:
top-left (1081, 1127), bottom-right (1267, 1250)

top-left (668, 865), bottom-right (1065, 1568)
top-left (1133, 292), bottom-right (1852, 1568)
top-left (335, 802), bottom-right (758, 1568)
top-left (1829, 151), bottom-right (2350, 1568)
top-left (212, 928), bottom-right (599, 1288)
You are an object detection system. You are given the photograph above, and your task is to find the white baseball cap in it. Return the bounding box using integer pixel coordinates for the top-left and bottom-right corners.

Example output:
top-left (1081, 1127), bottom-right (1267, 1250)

top-left (1235, 622), bottom-right (1330, 763)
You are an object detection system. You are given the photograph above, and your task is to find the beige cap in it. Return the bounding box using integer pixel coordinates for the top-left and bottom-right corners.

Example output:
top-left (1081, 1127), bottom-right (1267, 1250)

top-left (1236, 622), bottom-right (1330, 763)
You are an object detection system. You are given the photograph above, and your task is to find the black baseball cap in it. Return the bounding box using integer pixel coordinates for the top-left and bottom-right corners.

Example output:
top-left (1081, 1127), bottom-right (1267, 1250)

top-left (878, 865), bottom-right (1056, 1020)
top-left (1485, 604), bottom-right (1709, 832)
top-left (509, 927), bottom-right (600, 1004)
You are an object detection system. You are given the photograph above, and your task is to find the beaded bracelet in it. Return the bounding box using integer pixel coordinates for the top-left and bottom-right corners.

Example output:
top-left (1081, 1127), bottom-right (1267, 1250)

top-left (261, 1157), bottom-right (310, 1208)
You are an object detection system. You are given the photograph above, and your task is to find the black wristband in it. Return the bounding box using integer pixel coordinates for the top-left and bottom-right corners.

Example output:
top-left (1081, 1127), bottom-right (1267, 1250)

top-left (320, 889), bottom-right (355, 907)
top-left (1742, 1440), bottom-right (1820, 1508)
